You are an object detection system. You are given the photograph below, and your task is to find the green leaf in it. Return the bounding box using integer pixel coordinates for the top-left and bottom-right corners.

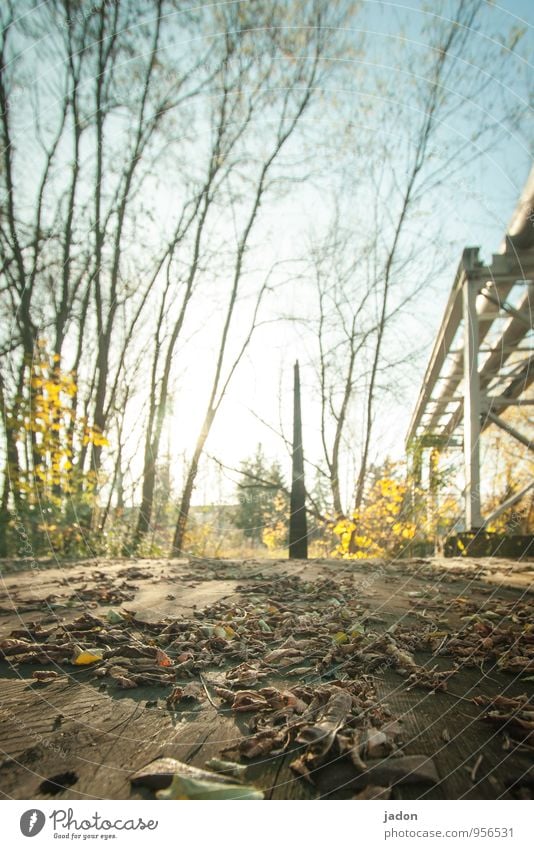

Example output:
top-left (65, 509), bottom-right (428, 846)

top-left (157, 775), bottom-right (263, 800)
top-left (107, 608), bottom-right (126, 624)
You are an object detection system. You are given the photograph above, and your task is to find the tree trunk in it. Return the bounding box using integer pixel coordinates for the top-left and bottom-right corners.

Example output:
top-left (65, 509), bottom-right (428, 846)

top-left (289, 361), bottom-right (308, 559)
top-left (171, 411), bottom-right (215, 556)
top-left (132, 441), bottom-right (158, 547)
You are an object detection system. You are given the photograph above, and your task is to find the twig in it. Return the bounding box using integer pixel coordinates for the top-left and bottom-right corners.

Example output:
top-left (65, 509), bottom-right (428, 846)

top-left (468, 753), bottom-right (483, 782)
top-left (446, 690), bottom-right (477, 705)
top-left (199, 673), bottom-right (220, 710)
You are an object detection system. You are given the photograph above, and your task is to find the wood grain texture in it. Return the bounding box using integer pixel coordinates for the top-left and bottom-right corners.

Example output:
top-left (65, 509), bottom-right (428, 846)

top-left (0, 556), bottom-right (532, 800)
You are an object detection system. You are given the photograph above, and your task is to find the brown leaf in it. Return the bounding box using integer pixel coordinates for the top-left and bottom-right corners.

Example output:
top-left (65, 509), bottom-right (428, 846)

top-left (0, 638), bottom-right (32, 656)
top-left (214, 686), bottom-right (236, 704)
top-left (263, 647), bottom-right (302, 664)
top-left (296, 688), bottom-right (352, 759)
top-left (223, 729), bottom-right (289, 760)
top-left (156, 648), bottom-right (173, 667)
top-left (254, 686), bottom-right (306, 714)
top-left (115, 675), bottom-right (138, 689)
top-left (363, 728), bottom-right (392, 759)
top-left (32, 670), bottom-right (61, 684)
top-left (226, 662), bottom-right (264, 686)
top-left (289, 755), bottom-right (314, 784)
top-left (175, 651), bottom-right (194, 664)
top-left (166, 683), bottom-right (202, 708)
top-left (106, 644), bottom-right (156, 659)
top-left (316, 755), bottom-right (439, 795)
top-left (231, 690), bottom-right (268, 712)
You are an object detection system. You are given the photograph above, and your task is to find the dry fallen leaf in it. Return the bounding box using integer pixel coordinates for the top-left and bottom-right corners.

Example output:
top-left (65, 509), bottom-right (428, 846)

top-left (32, 670), bottom-right (61, 684)
top-left (71, 648), bottom-right (103, 665)
top-left (166, 683), bottom-right (202, 707)
top-left (316, 755), bottom-right (439, 795)
top-left (231, 690), bottom-right (268, 712)
top-left (296, 687), bottom-right (352, 760)
top-left (131, 758), bottom-right (236, 791)
top-left (204, 758), bottom-right (248, 780)
top-left (156, 648), bottom-right (173, 667)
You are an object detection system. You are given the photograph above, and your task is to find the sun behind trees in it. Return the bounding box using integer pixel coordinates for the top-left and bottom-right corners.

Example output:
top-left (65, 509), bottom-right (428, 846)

top-left (0, 1), bottom-right (532, 815)
top-left (0, 0), bottom-right (530, 559)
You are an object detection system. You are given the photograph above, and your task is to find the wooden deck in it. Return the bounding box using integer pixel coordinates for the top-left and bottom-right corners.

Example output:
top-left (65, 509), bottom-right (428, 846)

top-left (0, 556), bottom-right (532, 800)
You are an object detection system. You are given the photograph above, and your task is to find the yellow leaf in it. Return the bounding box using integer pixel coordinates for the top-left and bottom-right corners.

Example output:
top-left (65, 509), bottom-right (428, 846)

top-left (72, 649), bottom-right (103, 665)
top-left (333, 518), bottom-right (355, 535)
top-left (333, 631), bottom-right (349, 645)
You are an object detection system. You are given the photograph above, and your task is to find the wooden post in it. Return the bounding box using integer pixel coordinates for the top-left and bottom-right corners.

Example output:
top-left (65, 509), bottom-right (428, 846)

top-left (462, 276), bottom-right (483, 529)
top-left (289, 361), bottom-right (308, 559)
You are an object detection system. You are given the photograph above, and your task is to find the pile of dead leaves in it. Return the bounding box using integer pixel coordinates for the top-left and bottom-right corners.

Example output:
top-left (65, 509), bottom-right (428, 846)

top-left (473, 694), bottom-right (534, 750)
top-left (2, 563), bottom-right (532, 797)
top-left (215, 677), bottom-right (438, 796)
top-left (391, 597), bottom-right (534, 677)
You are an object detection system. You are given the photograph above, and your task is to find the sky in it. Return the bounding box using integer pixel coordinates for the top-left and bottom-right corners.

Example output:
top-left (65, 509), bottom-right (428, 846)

top-left (2, 0), bottom-right (533, 513)
top-left (187, 0), bottom-right (533, 505)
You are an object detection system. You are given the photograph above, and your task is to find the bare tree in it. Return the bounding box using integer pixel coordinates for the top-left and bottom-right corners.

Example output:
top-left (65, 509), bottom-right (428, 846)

top-left (0, 0), bottom-right (527, 559)
top-left (169, 2), bottom-right (339, 555)
top-left (303, 0), bottom-right (527, 528)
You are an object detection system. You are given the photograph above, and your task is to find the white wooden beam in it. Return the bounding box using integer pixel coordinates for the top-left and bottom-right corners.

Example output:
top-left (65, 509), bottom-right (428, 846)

top-left (463, 277), bottom-right (483, 529)
top-left (484, 481), bottom-right (534, 528)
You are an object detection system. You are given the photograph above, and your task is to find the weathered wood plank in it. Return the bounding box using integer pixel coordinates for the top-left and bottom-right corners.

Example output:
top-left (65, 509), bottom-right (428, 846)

top-left (0, 556), bottom-right (532, 800)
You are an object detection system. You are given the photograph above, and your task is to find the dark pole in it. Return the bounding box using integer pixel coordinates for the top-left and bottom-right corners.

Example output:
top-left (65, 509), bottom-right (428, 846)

top-left (289, 360), bottom-right (308, 559)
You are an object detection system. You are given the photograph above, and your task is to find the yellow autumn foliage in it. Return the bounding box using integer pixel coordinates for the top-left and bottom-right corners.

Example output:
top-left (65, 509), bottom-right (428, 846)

top-left (334, 474), bottom-right (416, 559)
top-left (7, 340), bottom-right (109, 508)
